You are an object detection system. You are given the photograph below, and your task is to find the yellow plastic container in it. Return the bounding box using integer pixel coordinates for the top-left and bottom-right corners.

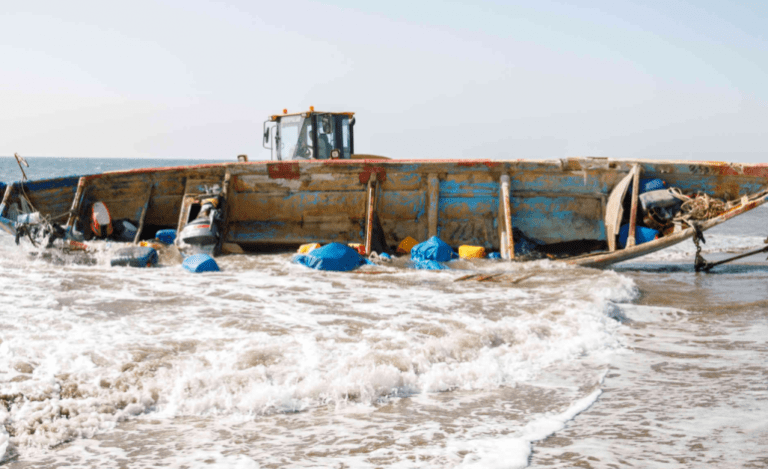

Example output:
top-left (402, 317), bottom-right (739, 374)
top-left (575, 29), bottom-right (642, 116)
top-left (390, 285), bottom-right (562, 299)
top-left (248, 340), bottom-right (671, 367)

top-left (298, 243), bottom-right (321, 254)
top-left (397, 236), bottom-right (419, 254)
top-left (459, 245), bottom-right (486, 259)
top-left (140, 240), bottom-right (167, 250)
top-left (348, 243), bottom-right (366, 255)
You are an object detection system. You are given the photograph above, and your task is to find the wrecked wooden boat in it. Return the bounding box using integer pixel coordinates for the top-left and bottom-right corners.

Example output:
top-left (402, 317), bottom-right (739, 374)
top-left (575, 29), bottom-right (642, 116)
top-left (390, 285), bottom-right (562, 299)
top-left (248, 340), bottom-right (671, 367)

top-left (1, 110), bottom-right (767, 268)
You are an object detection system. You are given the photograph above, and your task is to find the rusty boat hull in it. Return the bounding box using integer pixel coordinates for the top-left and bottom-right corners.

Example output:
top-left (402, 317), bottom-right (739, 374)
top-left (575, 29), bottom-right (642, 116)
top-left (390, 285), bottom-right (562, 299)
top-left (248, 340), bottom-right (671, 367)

top-left (1, 158), bottom-right (767, 268)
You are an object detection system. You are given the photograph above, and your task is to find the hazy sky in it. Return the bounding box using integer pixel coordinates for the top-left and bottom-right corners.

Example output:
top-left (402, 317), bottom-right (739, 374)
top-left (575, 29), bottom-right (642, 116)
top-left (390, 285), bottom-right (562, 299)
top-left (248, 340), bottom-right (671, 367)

top-left (2, 0), bottom-right (766, 162)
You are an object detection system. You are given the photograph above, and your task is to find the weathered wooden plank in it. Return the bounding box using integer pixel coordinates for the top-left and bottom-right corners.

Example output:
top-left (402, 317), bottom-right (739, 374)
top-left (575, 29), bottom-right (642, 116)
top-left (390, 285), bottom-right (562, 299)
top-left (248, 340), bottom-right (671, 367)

top-left (144, 195), bottom-right (182, 226)
top-left (439, 219), bottom-right (498, 249)
top-left (500, 175), bottom-right (514, 260)
top-left (513, 196), bottom-right (603, 244)
top-left (510, 171), bottom-right (613, 195)
top-left (234, 174), bottom-right (304, 193)
top-left (439, 197), bottom-right (497, 219)
top-left (226, 220), bottom-right (362, 245)
top-left (605, 167), bottom-right (636, 252)
top-left (216, 170), bottom-right (233, 255)
top-left (380, 171), bottom-right (422, 191)
top-left (87, 176), bottom-right (154, 201)
top-left (364, 179), bottom-right (376, 255)
top-left (133, 183), bottom-right (154, 243)
top-left (377, 191), bottom-right (425, 221)
top-left (427, 174), bottom-right (439, 238)
top-left (185, 177), bottom-right (223, 195)
top-left (1, 183), bottom-right (14, 217)
top-left (379, 219), bottom-right (423, 249)
top-left (176, 195), bottom-right (196, 237)
top-left (627, 164), bottom-right (641, 248)
top-left (22, 177), bottom-right (79, 220)
top-left (65, 177), bottom-right (88, 233)
top-left (440, 173), bottom-right (497, 198)
top-left (229, 192), bottom-right (366, 222)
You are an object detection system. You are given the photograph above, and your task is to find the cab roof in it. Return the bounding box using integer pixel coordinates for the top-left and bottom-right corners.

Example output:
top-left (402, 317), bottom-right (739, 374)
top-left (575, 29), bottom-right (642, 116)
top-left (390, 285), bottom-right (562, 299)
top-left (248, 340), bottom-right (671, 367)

top-left (270, 110), bottom-right (355, 121)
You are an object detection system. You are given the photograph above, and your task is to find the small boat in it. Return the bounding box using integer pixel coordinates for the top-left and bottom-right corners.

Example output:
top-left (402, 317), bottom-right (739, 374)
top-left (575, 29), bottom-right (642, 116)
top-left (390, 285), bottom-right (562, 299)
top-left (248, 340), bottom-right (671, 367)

top-left (2, 109), bottom-right (767, 268)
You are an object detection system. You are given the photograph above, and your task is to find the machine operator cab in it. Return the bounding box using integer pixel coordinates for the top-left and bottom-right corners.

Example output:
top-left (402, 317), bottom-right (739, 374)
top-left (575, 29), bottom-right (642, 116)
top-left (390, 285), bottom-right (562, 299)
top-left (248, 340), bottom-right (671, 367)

top-left (263, 108), bottom-right (355, 161)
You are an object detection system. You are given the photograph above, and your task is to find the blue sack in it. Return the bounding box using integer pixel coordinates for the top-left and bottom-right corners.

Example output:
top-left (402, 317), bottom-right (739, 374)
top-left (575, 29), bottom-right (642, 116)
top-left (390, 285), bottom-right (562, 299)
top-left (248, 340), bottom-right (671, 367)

top-left (294, 243), bottom-right (366, 272)
top-left (411, 236), bottom-right (457, 262)
top-left (183, 253), bottom-right (220, 273)
top-left (630, 178), bottom-right (667, 197)
top-left (618, 224), bottom-right (659, 248)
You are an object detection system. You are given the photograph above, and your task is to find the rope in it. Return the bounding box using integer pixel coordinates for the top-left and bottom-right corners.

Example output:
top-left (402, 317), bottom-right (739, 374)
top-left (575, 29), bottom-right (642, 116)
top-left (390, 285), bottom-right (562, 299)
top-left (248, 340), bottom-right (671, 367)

top-left (671, 189), bottom-right (728, 222)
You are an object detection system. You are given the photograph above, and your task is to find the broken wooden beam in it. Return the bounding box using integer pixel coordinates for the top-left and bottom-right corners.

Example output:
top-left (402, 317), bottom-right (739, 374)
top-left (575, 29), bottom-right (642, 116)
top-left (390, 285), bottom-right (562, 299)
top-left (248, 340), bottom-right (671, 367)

top-left (627, 164), bottom-right (641, 248)
top-left (65, 177), bottom-right (87, 234)
top-left (500, 174), bottom-right (514, 260)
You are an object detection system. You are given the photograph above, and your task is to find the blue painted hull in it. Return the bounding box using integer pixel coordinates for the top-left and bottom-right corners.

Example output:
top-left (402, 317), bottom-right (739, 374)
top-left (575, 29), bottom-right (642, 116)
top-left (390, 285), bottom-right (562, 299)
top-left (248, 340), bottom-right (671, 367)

top-left (2, 158), bottom-right (766, 266)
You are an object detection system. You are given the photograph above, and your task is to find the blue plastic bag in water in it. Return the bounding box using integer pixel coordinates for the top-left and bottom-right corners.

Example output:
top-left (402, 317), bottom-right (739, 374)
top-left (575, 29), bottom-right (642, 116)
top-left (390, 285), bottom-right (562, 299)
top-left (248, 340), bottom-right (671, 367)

top-left (294, 243), bottom-right (366, 272)
top-left (411, 236), bottom-right (457, 262)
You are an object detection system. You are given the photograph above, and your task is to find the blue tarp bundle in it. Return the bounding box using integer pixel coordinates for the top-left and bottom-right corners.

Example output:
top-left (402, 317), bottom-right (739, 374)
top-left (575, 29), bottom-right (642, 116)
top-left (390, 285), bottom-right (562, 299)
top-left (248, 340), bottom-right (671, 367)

top-left (294, 243), bottom-right (367, 272)
top-left (410, 236), bottom-right (457, 270)
top-left (411, 236), bottom-right (457, 262)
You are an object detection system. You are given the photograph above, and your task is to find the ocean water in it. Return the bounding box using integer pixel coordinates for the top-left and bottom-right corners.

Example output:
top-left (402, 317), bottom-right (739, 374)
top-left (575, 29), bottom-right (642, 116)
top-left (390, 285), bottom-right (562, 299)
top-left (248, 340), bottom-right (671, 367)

top-left (1, 157), bottom-right (767, 468)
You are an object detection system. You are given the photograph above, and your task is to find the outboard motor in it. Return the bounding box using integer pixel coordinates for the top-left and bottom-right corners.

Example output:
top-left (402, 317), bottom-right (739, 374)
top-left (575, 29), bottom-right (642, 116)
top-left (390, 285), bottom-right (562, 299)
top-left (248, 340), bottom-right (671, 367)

top-left (178, 186), bottom-right (223, 254)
